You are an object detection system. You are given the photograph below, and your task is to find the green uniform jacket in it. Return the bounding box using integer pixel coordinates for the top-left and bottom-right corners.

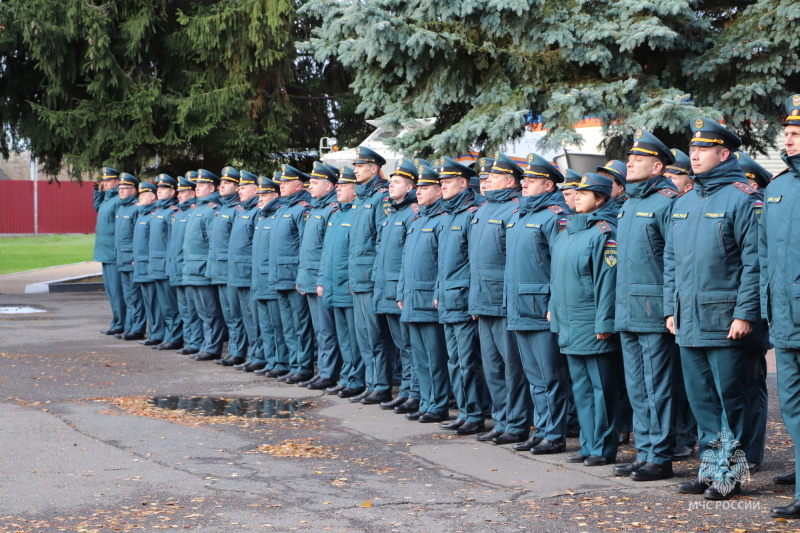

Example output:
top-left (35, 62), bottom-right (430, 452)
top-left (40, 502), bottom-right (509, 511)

top-left (182, 191), bottom-right (222, 286)
top-left (348, 175), bottom-right (390, 293)
top-left (372, 191), bottom-right (419, 314)
top-left (550, 202), bottom-right (620, 355)
top-left (297, 189), bottom-right (338, 293)
top-left (208, 193), bottom-right (241, 284)
top-left (93, 186), bottom-right (120, 264)
top-left (664, 157), bottom-right (761, 347)
top-left (614, 176), bottom-right (677, 333)
top-left (133, 203), bottom-right (157, 283)
top-left (166, 198), bottom-right (196, 287)
top-left (227, 195), bottom-right (260, 288)
top-left (268, 189), bottom-right (311, 291)
top-left (251, 197), bottom-right (283, 300)
top-left (148, 198), bottom-right (179, 281)
top-left (114, 195), bottom-right (139, 273)
top-left (319, 201), bottom-right (355, 308)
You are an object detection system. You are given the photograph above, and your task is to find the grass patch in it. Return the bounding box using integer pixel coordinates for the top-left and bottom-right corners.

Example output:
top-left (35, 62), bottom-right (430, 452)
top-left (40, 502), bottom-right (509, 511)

top-left (0, 234), bottom-right (95, 274)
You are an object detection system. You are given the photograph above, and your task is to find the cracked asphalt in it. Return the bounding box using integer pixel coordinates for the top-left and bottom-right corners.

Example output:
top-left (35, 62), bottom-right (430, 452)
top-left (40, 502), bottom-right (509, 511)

top-left (0, 291), bottom-right (798, 532)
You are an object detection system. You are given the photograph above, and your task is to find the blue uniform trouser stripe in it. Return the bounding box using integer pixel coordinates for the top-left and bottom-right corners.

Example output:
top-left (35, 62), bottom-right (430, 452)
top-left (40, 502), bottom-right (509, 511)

top-left (567, 352), bottom-right (620, 458)
top-left (176, 285), bottom-right (202, 350)
top-left (670, 342), bottom-right (698, 448)
top-left (218, 284), bottom-right (246, 357)
top-left (776, 347), bottom-right (800, 499)
top-left (189, 285), bottom-right (226, 356)
top-left (120, 271), bottom-right (146, 334)
top-left (680, 345), bottom-right (749, 477)
top-left (516, 329), bottom-right (569, 442)
top-left (277, 289), bottom-right (315, 375)
top-left (307, 293), bottom-right (342, 380)
top-left (444, 321), bottom-right (486, 423)
top-left (140, 281), bottom-right (165, 340)
top-left (744, 349), bottom-right (768, 463)
top-left (620, 332), bottom-right (675, 464)
top-left (333, 306), bottom-right (364, 390)
top-left (154, 280), bottom-right (182, 343)
top-left (352, 292), bottom-right (393, 393)
top-left (236, 288), bottom-right (258, 360)
top-left (102, 262), bottom-right (125, 331)
top-left (408, 321), bottom-right (450, 417)
top-left (385, 313), bottom-right (418, 399)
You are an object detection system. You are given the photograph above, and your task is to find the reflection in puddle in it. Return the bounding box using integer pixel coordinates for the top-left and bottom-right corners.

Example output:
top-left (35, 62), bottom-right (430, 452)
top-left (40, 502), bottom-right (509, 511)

top-left (0, 306), bottom-right (46, 314)
top-left (148, 396), bottom-right (311, 418)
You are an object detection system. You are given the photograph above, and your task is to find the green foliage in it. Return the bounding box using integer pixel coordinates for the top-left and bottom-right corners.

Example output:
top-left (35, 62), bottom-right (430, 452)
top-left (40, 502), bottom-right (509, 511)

top-left (304, 0), bottom-right (799, 159)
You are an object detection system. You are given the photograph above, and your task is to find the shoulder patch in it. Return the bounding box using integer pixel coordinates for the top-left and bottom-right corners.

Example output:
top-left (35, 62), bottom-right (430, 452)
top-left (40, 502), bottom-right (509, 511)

top-left (236, 205), bottom-right (243, 211)
top-left (512, 197), bottom-right (520, 204)
top-left (298, 200), bottom-right (310, 207)
top-left (548, 205), bottom-right (566, 214)
top-left (595, 220), bottom-right (613, 234)
top-left (410, 203), bottom-right (421, 214)
top-left (733, 182), bottom-right (757, 195)
top-left (207, 202), bottom-right (217, 209)
top-left (772, 168), bottom-right (790, 181)
top-left (378, 186), bottom-right (389, 194)
top-left (658, 188), bottom-right (678, 198)
top-left (468, 205), bottom-right (480, 213)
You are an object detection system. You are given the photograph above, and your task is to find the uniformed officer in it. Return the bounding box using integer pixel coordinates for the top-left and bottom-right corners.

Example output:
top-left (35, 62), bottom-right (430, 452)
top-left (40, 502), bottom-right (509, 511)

top-left (372, 158), bottom-right (420, 411)
top-left (183, 169), bottom-right (227, 361)
top-left (221, 170), bottom-right (261, 369)
top-left (132, 181), bottom-right (165, 346)
top-left (665, 117), bottom-right (761, 500)
top-left (550, 173), bottom-right (620, 466)
top-left (560, 169), bottom-right (582, 212)
top-left (436, 156), bottom-right (488, 435)
top-left (732, 150), bottom-right (771, 473)
top-left (250, 174), bottom-right (290, 376)
top-left (596, 160), bottom-right (628, 205)
top-left (209, 167), bottom-right (245, 363)
top-left (477, 157), bottom-right (494, 196)
top-left (348, 146), bottom-right (395, 404)
top-left (147, 174), bottom-right (183, 351)
top-left (398, 164), bottom-right (450, 421)
top-left (168, 173), bottom-right (203, 356)
top-left (271, 164), bottom-right (315, 384)
top-left (319, 166), bottom-right (367, 397)
top-left (297, 162), bottom-right (342, 389)
top-left (664, 149), bottom-right (694, 195)
top-left (611, 129), bottom-right (679, 481)
top-left (114, 173), bottom-right (147, 340)
top-left (763, 94), bottom-right (800, 518)
top-left (469, 152), bottom-right (530, 445)
top-left (94, 167), bottom-right (125, 335)
top-left (505, 153), bottom-right (570, 454)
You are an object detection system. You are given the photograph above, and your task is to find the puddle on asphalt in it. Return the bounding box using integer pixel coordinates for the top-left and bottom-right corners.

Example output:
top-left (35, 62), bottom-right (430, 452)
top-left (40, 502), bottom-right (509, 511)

top-left (147, 396), bottom-right (311, 418)
top-left (0, 306), bottom-right (46, 315)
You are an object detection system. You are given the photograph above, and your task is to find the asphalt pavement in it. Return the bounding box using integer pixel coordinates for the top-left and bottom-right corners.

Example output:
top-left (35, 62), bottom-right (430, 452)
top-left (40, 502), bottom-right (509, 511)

top-left (0, 286), bottom-right (796, 532)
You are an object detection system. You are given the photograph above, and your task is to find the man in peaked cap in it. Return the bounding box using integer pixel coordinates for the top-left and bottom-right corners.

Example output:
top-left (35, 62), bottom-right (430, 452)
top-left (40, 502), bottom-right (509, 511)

top-left (665, 117), bottom-right (762, 500)
top-left (183, 169), bottom-right (227, 361)
top-left (469, 152), bottom-right (531, 445)
top-left (761, 94), bottom-right (800, 518)
top-left (94, 166), bottom-right (126, 336)
top-left (148, 174), bottom-right (184, 352)
top-left (132, 181), bottom-right (165, 347)
top-left (664, 149), bottom-right (694, 195)
top-left (560, 169), bottom-right (582, 212)
top-left (436, 156), bottom-right (489, 435)
top-left (222, 170), bottom-right (262, 370)
top-left (296, 162), bottom-right (342, 389)
top-left (611, 129), bottom-right (680, 482)
top-left (734, 151), bottom-right (772, 190)
top-left (271, 164), bottom-right (316, 384)
top-left (596, 160), bottom-right (628, 205)
top-left (476, 156), bottom-right (494, 196)
top-left (114, 173), bottom-right (147, 341)
top-left (372, 158), bottom-right (420, 409)
top-left (504, 153), bottom-right (570, 454)
top-left (348, 146), bottom-right (396, 403)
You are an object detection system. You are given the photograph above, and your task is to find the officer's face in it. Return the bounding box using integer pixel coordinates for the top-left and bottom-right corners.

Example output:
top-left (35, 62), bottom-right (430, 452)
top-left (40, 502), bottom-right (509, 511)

top-left (388, 176), bottom-right (414, 202)
top-left (257, 192), bottom-right (278, 208)
top-left (219, 181), bottom-right (238, 197)
top-left (137, 190), bottom-right (156, 206)
top-left (486, 172), bottom-right (517, 191)
top-left (479, 177), bottom-right (489, 194)
top-left (308, 178), bottom-right (333, 200)
top-left (279, 179), bottom-right (304, 196)
top-left (597, 170), bottom-right (625, 199)
top-left (195, 182), bottom-right (215, 198)
top-left (785, 125), bottom-right (800, 156)
top-left (521, 177), bottom-right (551, 197)
top-left (626, 154), bottom-right (662, 183)
top-left (561, 187), bottom-right (576, 210)
top-left (664, 172), bottom-right (693, 194)
top-left (574, 190), bottom-right (605, 214)
top-left (353, 163), bottom-right (379, 184)
top-left (690, 145), bottom-right (729, 175)
top-left (238, 183), bottom-right (258, 202)
top-left (103, 178), bottom-right (119, 191)
top-left (177, 189), bottom-right (196, 203)
top-left (156, 187), bottom-right (175, 200)
top-left (440, 176), bottom-right (468, 200)
top-left (336, 182), bottom-right (356, 203)
top-left (416, 184), bottom-right (442, 206)
top-left (118, 185), bottom-right (137, 199)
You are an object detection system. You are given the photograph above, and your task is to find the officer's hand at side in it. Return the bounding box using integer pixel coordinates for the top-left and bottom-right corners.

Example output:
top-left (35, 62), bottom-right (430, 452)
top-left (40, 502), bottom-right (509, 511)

top-left (397, 301), bottom-right (403, 310)
top-left (317, 286), bottom-right (323, 297)
top-left (727, 319), bottom-right (753, 340)
top-left (596, 333), bottom-right (612, 340)
top-left (546, 311), bottom-right (550, 323)
top-left (666, 316), bottom-right (675, 335)
top-left (433, 299), bottom-right (438, 309)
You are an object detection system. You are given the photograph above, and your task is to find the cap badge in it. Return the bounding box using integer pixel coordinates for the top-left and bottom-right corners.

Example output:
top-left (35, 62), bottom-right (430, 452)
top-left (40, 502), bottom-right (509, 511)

top-left (527, 153), bottom-right (534, 163)
top-left (670, 149), bottom-right (677, 156)
top-left (793, 95), bottom-right (800, 106)
top-left (695, 118), bottom-right (704, 129)
top-left (635, 129), bottom-right (643, 139)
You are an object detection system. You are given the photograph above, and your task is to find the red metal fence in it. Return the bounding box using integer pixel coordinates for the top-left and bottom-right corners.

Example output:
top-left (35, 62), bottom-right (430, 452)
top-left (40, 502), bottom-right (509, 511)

top-left (0, 180), bottom-right (97, 234)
